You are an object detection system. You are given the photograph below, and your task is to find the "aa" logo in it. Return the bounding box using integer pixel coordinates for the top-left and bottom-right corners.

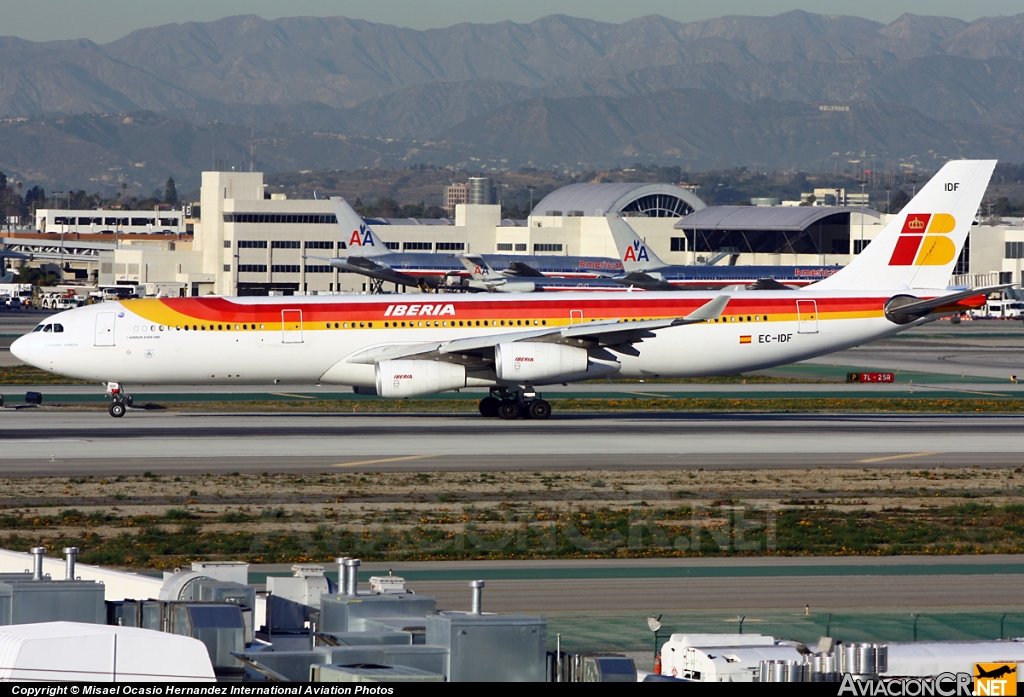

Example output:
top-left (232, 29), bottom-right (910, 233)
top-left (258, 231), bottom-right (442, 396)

top-left (623, 240), bottom-right (650, 263)
top-left (348, 225), bottom-right (375, 247)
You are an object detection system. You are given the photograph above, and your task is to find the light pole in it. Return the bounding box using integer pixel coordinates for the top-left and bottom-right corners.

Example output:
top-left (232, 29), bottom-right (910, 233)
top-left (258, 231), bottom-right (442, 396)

top-left (683, 183), bottom-right (701, 265)
top-left (857, 178), bottom-right (867, 254)
top-left (527, 185), bottom-right (536, 219)
top-left (885, 186), bottom-right (891, 215)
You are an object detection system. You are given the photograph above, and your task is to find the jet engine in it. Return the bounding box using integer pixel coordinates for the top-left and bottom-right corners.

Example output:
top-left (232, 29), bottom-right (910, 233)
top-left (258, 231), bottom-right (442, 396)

top-left (494, 342), bottom-right (589, 382)
top-left (375, 360), bottom-right (467, 398)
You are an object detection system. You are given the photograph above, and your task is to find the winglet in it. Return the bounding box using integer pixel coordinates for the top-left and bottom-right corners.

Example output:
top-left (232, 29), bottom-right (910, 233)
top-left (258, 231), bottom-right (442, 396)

top-left (331, 197), bottom-right (390, 258)
top-left (606, 213), bottom-right (667, 272)
top-left (681, 294), bottom-right (730, 323)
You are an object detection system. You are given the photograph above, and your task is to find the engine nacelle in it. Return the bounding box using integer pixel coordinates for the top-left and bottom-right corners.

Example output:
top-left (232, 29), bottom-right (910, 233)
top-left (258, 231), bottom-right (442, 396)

top-left (375, 360), bottom-right (466, 398)
top-left (494, 342), bottom-right (589, 382)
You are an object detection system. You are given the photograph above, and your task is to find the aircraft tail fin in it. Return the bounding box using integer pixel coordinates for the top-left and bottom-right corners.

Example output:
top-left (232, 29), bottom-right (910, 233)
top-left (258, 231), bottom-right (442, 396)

top-left (331, 197), bottom-right (390, 258)
top-left (815, 160), bottom-right (996, 291)
top-left (455, 254), bottom-right (499, 280)
top-left (606, 214), bottom-right (666, 271)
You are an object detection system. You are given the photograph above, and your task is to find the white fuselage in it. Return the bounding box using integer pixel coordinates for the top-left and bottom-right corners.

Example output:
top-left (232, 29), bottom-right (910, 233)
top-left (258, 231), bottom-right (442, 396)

top-left (11, 289), bottom-right (940, 389)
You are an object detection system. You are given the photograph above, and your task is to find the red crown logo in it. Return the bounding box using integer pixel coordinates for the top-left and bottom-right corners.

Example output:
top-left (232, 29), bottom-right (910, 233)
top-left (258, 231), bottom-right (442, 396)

top-left (901, 213), bottom-right (931, 235)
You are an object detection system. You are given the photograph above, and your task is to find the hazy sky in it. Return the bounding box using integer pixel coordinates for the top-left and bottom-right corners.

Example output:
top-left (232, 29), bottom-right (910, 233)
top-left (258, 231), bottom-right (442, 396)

top-left (4, 0), bottom-right (1023, 43)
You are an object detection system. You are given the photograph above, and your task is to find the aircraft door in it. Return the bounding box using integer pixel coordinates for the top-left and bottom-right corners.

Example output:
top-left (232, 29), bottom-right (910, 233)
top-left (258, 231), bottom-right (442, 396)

top-left (570, 309), bottom-right (584, 325)
top-left (796, 300), bottom-right (819, 334)
top-left (94, 312), bottom-right (116, 346)
top-left (282, 309), bottom-right (303, 343)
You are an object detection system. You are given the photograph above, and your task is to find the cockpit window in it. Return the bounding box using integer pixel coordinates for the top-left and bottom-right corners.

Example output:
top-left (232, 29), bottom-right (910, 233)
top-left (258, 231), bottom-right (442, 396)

top-left (53, 324), bottom-right (64, 333)
top-left (32, 325), bottom-right (44, 332)
top-left (43, 324), bottom-right (52, 332)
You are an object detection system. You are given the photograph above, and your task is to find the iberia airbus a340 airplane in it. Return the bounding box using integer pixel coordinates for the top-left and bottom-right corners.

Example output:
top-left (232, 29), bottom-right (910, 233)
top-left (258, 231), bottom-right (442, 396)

top-left (11, 160), bottom-right (1003, 420)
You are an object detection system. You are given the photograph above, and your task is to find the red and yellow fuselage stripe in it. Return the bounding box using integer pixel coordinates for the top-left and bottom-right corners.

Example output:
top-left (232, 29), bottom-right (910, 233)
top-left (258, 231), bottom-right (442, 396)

top-left (121, 294), bottom-right (986, 330)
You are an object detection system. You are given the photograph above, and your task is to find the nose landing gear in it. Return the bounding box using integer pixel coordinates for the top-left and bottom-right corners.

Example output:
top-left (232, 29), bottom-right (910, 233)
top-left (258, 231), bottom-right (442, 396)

top-left (105, 382), bottom-right (133, 418)
top-left (479, 387), bottom-right (551, 420)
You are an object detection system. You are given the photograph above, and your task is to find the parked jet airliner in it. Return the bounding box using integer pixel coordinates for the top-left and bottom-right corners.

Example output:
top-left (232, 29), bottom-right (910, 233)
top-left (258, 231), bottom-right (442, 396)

top-left (11, 160), bottom-right (1000, 419)
top-left (606, 214), bottom-right (839, 290)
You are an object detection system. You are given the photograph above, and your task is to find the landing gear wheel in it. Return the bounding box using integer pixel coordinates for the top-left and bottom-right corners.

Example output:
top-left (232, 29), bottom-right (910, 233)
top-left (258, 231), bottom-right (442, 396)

top-left (527, 399), bottom-right (551, 420)
top-left (109, 401), bottom-right (126, 418)
top-left (479, 397), bottom-right (500, 417)
top-left (498, 401), bottom-right (520, 420)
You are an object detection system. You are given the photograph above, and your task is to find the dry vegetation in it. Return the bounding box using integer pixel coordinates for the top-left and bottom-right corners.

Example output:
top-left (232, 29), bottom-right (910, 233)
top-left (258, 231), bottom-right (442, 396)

top-left (2, 467), bottom-right (1024, 568)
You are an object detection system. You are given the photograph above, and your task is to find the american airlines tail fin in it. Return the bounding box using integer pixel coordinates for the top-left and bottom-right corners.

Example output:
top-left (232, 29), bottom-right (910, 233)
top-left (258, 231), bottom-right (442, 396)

top-left (606, 214), bottom-right (667, 272)
top-left (456, 254), bottom-right (500, 280)
top-left (815, 160), bottom-right (996, 291)
top-left (330, 197), bottom-right (390, 257)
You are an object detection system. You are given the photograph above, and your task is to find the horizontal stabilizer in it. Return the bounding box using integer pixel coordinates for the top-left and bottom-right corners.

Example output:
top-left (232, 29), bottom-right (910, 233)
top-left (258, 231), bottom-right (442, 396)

top-left (884, 284), bottom-right (1011, 324)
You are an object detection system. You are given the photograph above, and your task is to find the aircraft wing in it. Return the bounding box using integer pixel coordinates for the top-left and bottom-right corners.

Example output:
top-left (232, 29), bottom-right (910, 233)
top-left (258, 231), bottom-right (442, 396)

top-left (612, 271), bottom-right (675, 291)
top-left (330, 256), bottom-right (435, 289)
top-left (502, 261), bottom-right (547, 278)
top-left (346, 295), bottom-right (730, 365)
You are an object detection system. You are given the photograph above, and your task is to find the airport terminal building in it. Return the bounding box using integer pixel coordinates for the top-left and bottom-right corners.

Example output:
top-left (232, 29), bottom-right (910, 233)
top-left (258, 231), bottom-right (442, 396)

top-left (4, 169), bottom-right (1024, 296)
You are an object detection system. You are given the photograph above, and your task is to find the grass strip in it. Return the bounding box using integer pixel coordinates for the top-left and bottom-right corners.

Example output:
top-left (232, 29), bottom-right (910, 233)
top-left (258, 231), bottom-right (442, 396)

top-left (27, 396), bottom-right (1024, 413)
top-left (4, 502), bottom-right (1024, 569)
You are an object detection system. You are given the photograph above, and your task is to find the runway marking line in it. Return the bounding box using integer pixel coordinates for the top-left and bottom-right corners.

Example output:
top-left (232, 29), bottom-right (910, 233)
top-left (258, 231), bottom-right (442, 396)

top-left (628, 391), bottom-right (670, 398)
top-left (333, 454), bottom-right (441, 468)
top-left (856, 452), bottom-right (941, 463)
top-left (913, 384), bottom-right (1011, 398)
top-left (270, 392), bottom-right (317, 399)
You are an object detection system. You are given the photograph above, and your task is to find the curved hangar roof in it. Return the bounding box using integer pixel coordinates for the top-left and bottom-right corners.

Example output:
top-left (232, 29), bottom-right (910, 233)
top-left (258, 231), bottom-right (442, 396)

top-left (674, 205), bottom-right (876, 231)
top-left (533, 183), bottom-right (706, 218)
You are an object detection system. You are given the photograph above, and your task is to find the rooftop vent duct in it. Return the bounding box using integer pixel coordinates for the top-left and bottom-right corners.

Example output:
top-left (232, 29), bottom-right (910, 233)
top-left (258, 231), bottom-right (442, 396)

top-left (30, 547), bottom-right (45, 581)
top-left (63, 547), bottom-right (79, 581)
top-left (470, 580), bottom-right (485, 614)
top-left (344, 558), bottom-right (360, 596)
top-left (336, 557), bottom-right (351, 593)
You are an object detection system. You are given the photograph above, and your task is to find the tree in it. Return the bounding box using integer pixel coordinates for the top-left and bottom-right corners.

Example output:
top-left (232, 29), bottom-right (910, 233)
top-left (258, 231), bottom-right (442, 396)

top-left (888, 189), bottom-right (911, 215)
top-left (164, 177), bottom-right (178, 205)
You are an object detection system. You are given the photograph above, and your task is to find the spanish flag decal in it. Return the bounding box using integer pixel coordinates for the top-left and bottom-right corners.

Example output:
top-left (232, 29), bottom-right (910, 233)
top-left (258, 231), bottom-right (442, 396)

top-left (740, 335), bottom-right (752, 344)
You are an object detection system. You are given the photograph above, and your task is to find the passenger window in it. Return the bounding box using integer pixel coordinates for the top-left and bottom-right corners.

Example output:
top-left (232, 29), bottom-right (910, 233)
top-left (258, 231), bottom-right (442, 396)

top-left (401, 321), bottom-right (407, 328)
top-left (368, 322), bottom-right (373, 328)
top-left (259, 324), bottom-right (265, 329)
top-left (334, 323), bottom-right (339, 329)
top-left (361, 322), bottom-right (366, 328)
top-left (542, 320), bottom-right (547, 326)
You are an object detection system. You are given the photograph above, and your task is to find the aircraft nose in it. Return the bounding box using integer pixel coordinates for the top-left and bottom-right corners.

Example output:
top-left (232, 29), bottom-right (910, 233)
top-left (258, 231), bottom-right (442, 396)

top-left (10, 334), bottom-right (32, 365)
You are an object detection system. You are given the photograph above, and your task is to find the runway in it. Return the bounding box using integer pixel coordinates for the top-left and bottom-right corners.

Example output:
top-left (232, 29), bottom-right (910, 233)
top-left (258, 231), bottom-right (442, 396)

top-left (3, 411), bottom-right (1024, 475)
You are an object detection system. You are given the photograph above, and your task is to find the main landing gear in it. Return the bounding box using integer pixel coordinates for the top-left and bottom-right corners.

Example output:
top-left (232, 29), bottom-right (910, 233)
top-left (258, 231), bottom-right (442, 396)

top-left (105, 382), bottom-right (133, 418)
top-left (479, 387), bottom-right (551, 421)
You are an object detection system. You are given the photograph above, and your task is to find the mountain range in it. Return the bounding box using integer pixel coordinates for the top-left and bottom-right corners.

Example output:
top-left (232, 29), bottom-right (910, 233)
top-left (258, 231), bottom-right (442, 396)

top-left (3, 11), bottom-right (1024, 190)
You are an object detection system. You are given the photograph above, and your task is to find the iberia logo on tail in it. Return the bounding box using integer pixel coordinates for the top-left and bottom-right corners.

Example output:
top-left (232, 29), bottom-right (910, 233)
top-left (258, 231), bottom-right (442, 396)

top-left (888, 213), bottom-right (957, 266)
top-left (623, 240), bottom-right (650, 263)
